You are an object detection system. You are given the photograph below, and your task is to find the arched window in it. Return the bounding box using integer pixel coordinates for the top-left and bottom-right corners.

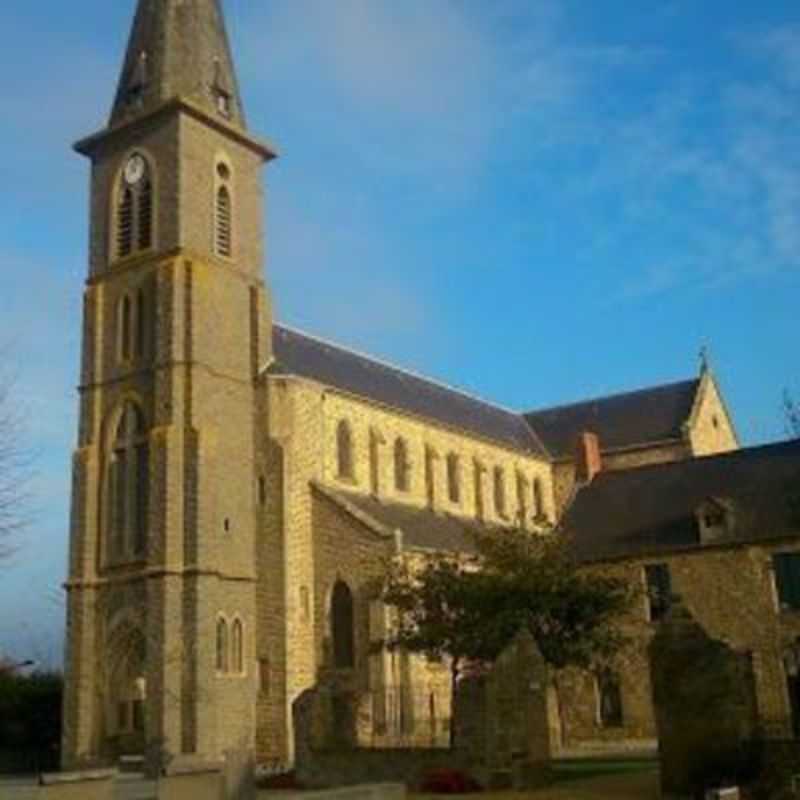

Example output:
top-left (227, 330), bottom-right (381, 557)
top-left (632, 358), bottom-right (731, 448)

top-left (447, 453), bottom-right (460, 504)
top-left (597, 670), bottom-right (624, 728)
top-left (116, 153), bottom-right (154, 260)
top-left (533, 478), bottom-right (545, 520)
top-left (331, 581), bottom-right (355, 669)
top-left (216, 617), bottom-right (229, 673)
top-left (120, 295), bottom-right (133, 362)
top-left (135, 289), bottom-right (146, 359)
top-left (474, 459), bottom-right (485, 520)
top-left (231, 618), bottom-right (244, 674)
top-left (107, 402), bottom-right (149, 560)
top-left (516, 472), bottom-right (528, 522)
top-left (336, 420), bottom-right (353, 480)
top-left (493, 466), bottom-right (506, 517)
top-left (215, 185), bottom-right (232, 258)
top-left (394, 438), bottom-right (410, 492)
top-left (424, 446), bottom-right (436, 508)
top-left (118, 289), bottom-right (149, 365)
top-left (369, 428), bottom-right (383, 496)
top-left (214, 159), bottom-right (233, 259)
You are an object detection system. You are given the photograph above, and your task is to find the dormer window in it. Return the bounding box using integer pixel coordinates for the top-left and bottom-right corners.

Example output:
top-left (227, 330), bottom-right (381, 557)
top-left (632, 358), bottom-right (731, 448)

top-left (212, 58), bottom-right (233, 119)
top-left (126, 51), bottom-right (148, 107)
top-left (696, 497), bottom-right (734, 544)
top-left (216, 92), bottom-right (232, 117)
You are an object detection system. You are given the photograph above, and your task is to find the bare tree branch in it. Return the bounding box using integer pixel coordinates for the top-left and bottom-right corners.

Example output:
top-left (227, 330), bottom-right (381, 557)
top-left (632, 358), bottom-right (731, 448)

top-left (786, 389), bottom-right (800, 439)
top-left (0, 366), bottom-right (33, 564)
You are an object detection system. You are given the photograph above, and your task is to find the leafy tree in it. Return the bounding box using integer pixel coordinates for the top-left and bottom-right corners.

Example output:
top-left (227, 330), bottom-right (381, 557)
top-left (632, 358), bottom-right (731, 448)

top-left (383, 527), bottom-right (636, 689)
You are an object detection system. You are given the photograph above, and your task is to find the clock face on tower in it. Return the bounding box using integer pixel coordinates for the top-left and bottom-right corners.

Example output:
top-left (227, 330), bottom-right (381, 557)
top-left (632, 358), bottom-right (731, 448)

top-left (124, 154), bottom-right (146, 186)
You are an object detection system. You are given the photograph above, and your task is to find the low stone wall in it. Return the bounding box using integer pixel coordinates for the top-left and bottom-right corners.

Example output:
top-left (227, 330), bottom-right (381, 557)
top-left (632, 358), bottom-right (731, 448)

top-left (295, 747), bottom-right (469, 791)
top-left (38, 769), bottom-right (116, 800)
top-left (276, 784), bottom-right (405, 800)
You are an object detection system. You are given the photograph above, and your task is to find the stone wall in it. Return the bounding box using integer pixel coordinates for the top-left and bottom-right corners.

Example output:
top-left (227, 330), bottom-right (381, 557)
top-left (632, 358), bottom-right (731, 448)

top-left (293, 689), bottom-right (469, 790)
top-left (556, 540), bottom-right (800, 750)
top-left (293, 630), bottom-right (553, 791)
top-left (649, 604), bottom-right (759, 796)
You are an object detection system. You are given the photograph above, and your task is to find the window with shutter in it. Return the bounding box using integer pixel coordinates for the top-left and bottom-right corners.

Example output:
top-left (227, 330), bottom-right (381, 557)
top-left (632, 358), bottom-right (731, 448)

top-left (117, 188), bottom-right (134, 257)
top-left (137, 178), bottom-right (153, 250)
top-left (116, 154), bottom-right (154, 260)
top-left (215, 185), bottom-right (232, 257)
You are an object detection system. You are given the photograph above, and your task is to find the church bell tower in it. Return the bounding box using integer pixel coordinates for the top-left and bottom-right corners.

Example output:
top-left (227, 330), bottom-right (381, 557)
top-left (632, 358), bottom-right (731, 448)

top-left (63, 0), bottom-right (276, 767)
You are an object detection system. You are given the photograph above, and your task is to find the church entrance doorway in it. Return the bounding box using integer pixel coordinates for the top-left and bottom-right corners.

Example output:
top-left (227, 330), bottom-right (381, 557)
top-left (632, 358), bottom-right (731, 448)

top-left (105, 624), bottom-right (147, 757)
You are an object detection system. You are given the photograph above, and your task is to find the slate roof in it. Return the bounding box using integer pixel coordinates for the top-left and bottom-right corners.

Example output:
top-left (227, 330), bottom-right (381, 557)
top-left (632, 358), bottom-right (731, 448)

top-left (270, 325), bottom-right (548, 457)
top-left (563, 438), bottom-right (800, 563)
top-left (524, 379), bottom-right (700, 459)
top-left (317, 485), bottom-right (489, 554)
top-left (110, 0), bottom-right (246, 129)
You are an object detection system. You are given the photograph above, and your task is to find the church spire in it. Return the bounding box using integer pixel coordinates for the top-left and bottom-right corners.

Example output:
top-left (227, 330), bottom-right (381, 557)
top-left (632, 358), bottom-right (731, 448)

top-left (110, 0), bottom-right (246, 129)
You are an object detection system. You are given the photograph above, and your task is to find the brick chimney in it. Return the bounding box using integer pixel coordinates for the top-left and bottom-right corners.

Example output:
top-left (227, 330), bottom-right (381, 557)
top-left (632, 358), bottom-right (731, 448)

top-left (576, 431), bottom-right (602, 483)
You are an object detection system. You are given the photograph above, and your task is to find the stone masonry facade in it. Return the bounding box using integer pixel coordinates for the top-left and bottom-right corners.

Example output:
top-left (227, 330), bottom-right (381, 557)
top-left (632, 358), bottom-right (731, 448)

top-left (554, 538), bottom-right (800, 751)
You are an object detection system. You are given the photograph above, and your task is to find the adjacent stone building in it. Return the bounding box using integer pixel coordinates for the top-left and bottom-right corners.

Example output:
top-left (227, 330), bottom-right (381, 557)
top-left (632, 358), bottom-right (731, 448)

top-left (557, 439), bottom-right (800, 751)
top-left (63, 0), bottom-right (786, 771)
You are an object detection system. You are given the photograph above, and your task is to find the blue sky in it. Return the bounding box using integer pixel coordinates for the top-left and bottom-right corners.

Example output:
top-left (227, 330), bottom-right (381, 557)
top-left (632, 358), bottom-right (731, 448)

top-left (1, 0), bottom-right (799, 662)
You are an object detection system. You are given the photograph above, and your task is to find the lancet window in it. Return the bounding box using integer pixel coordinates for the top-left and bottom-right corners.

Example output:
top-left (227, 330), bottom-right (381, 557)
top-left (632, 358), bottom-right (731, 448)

top-left (337, 420), bottom-right (354, 480)
top-left (116, 153), bottom-right (154, 260)
top-left (332, 581), bottom-right (355, 669)
top-left (394, 438), bottom-right (410, 492)
top-left (214, 160), bottom-right (233, 258)
top-left (106, 402), bottom-right (149, 561)
top-left (447, 453), bottom-right (461, 504)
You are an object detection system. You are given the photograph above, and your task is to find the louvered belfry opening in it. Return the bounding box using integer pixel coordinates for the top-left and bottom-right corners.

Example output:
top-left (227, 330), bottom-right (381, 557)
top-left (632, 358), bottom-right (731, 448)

top-left (117, 187), bottom-right (134, 258)
top-left (215, 185), bottom-right (232, 257)
top-left (116, 155), bottom-right (154, 260)
top-left (137, 178), bottom-right (152, 250)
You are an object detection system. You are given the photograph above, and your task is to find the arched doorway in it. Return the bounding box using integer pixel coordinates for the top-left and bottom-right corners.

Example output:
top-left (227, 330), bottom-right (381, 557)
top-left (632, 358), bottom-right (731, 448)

top-left (105, 624), bottom-right (147, 756)
top-left (331, 581), bottom-right (355, 669)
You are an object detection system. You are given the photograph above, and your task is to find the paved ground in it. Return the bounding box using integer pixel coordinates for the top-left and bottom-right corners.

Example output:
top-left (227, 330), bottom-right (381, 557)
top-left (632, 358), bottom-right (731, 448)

top-left (2, 764), bottom-right (659, 800)
top-left (0, 775), bottom-right (157, 800)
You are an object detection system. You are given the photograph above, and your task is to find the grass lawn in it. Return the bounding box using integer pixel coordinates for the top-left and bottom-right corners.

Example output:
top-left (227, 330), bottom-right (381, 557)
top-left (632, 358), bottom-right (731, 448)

top-left (551, 758), bottom-right (658, 782)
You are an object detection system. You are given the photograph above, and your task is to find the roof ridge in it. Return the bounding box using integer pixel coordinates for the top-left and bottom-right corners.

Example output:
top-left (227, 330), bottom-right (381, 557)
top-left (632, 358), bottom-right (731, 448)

top-left (272, 322), bottom-right (526, 419)
top-left (525, 376), bottom-right (700, 417)
top-left (590, 437), bottom-right (800, 483)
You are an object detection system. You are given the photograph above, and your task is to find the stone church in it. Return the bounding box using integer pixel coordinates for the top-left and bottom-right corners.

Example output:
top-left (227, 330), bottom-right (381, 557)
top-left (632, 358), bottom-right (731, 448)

top-left (62, 0), bottom-right (756, 769)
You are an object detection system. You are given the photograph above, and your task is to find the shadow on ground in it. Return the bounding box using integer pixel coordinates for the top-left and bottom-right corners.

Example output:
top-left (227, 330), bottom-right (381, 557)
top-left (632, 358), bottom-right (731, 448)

top-left (411, 758), bottom-right (660, 800)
